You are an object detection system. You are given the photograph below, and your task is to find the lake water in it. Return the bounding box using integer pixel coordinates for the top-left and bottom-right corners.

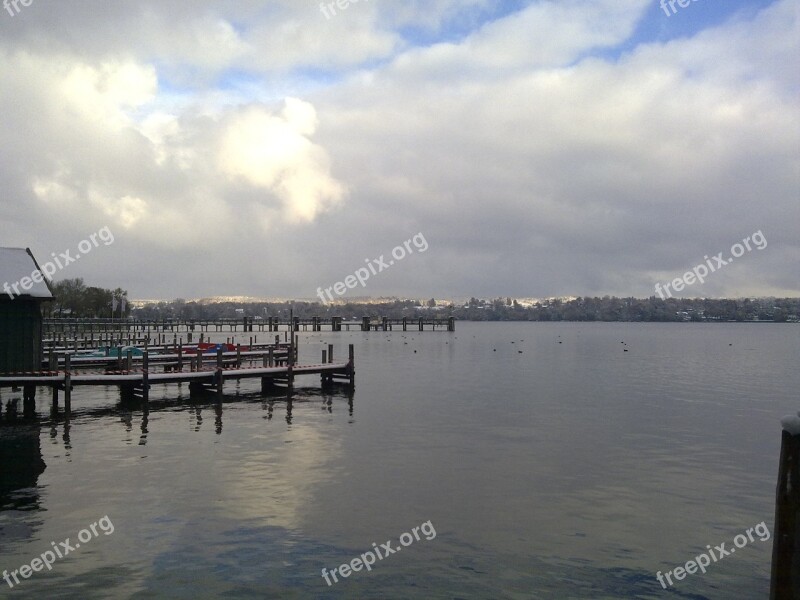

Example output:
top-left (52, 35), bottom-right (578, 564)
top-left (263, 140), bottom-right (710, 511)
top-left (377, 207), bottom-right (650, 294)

top-left (1, 322), bottom-right (798, 599)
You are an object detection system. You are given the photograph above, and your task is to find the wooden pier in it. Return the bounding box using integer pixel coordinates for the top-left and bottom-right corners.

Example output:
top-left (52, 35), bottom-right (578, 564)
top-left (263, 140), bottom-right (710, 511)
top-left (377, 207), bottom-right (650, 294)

top-left (44, 315), bottom-right (455, 337)
top-left (0, 343), bottom-right (355, 415)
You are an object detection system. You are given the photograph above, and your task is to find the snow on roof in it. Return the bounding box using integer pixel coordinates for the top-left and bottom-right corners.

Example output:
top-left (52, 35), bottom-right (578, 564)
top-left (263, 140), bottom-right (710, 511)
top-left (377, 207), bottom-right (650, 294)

top-left (781, 412), bottom-right (800, 436)
top-left (0, 247), bottom-right (54, 299)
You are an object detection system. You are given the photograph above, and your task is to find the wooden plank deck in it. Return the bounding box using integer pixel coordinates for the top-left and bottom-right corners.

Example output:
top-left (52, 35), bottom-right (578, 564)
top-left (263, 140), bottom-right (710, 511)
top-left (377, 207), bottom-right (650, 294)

top-left (0, 344), bottom-right (355, 413)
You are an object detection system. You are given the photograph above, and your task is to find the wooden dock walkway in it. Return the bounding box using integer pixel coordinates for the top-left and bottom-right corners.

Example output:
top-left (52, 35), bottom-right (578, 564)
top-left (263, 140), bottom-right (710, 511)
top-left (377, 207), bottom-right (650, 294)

top-left (0, 344), bottom-right (355, 415)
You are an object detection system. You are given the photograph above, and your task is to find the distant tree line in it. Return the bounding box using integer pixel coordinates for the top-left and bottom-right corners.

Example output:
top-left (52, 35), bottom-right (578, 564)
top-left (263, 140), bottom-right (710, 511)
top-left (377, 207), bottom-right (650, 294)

top-left (48, 278), bottom-right (129, 318)
top-left (128, 296), bottom-right (800, 323)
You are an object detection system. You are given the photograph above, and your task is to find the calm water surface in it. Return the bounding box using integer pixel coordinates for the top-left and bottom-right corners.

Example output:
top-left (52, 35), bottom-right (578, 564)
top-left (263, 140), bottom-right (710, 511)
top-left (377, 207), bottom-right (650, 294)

top-left (1, 322), bottom-right (798, 599)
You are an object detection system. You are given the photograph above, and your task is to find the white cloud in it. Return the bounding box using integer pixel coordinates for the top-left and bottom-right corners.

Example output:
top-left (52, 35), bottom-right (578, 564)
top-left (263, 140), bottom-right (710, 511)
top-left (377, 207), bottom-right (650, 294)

top-left (0, 0), bottom-right (796, 298)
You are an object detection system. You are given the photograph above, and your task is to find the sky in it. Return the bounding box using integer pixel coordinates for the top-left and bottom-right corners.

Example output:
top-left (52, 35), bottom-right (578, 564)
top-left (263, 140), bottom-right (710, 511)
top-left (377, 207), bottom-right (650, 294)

top-left (0, 0), bottom-right (797, 301)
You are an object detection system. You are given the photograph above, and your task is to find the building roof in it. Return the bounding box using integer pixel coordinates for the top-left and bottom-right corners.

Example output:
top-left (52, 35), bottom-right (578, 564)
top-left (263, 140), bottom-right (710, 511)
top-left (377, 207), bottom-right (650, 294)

top-left (0, 247), bottom-right (54, 300)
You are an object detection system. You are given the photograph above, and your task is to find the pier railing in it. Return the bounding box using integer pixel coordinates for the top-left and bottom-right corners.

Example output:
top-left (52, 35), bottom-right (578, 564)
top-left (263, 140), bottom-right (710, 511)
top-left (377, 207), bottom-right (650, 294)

top-left (0, 344), bottom-right (355, 416)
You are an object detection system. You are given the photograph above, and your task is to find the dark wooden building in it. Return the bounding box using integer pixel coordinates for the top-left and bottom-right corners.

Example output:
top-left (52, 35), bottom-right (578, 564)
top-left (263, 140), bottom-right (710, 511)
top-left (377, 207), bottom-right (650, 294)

top-left (0, 248), bottom-right (54, 374)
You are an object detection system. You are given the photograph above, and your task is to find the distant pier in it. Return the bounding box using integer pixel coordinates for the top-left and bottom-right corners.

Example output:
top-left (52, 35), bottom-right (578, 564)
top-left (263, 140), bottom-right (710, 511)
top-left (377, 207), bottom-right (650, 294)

top-left (44, 316), bottom-right (455, 337)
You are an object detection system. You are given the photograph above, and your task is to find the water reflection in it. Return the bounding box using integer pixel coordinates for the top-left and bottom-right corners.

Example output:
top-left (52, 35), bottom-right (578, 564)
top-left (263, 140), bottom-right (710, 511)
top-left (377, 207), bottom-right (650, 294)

top-left (215, 401), bottom-right (223, 434)
top-left (140, 405), bottom-right (149, 446)
top-left (0, 400), bottom-right (46, 511)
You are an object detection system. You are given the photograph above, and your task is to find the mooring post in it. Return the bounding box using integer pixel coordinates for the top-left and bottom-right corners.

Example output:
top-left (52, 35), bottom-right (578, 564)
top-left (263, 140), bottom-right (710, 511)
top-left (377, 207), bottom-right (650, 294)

top-left (64, 354), bottom-right (72, 413)
top-left (328, 344), bottom-right (333, 364)
top-left (348, 344), bottom-right (355, 388)
top-left (142, 351), bottom-right (150, 403)
top-left (287, 326), bottom-right (295, 390)
top-left (770, 412), bottom-right (800, 599)
top-left (178, 343), bottom-right (183, 372)
top-left (236, 344), bottom-right (242, 368)
top-left (322, 349), bottom-right (327, 364)
top-left (216, 347), bottom-right (224, 399)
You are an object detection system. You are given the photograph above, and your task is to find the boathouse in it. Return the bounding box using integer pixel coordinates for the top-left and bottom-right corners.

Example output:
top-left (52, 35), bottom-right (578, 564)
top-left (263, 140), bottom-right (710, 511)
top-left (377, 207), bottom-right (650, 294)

top-left (0, 248), bottom-right (53, 373)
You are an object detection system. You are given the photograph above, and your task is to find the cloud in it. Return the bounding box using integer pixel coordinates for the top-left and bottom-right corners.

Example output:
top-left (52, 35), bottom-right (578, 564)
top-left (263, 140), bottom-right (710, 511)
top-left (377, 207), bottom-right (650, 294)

top-left (218, 99), bottom-right (345, 224)
top-left (0, 0), bottom-right (796, 299)
top-left (1, 49), bottom-right (345, 249)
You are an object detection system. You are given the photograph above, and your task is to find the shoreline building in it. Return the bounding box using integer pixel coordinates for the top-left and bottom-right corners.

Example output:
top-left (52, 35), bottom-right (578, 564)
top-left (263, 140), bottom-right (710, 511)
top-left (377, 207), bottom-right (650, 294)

top-left (0, 248), bottom-right (54, 374)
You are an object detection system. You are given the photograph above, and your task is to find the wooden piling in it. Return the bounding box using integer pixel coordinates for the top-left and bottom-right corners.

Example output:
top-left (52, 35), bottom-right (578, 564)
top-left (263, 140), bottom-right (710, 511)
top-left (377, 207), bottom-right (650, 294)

top-left (216, 347), bottom-right (224, 399)
top-left (348, 344), bottom-right (355, 387)
top-left (142, 351), bottom-right (150, 403)
top-left (64, 354), bottom-right (71, 413)
top-left (770, 413), bottom-right (800, 599)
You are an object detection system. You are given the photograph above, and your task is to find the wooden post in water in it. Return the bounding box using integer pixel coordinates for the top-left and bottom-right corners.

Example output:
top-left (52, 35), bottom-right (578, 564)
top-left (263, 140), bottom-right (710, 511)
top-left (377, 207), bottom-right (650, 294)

top-left (348, 344), bottom-right (355, 388)
top-left (215, 347), bottom-right (224, 400)
top-left (142, 351), bottom-right (150, 403)
top-left (287, 322), bottom-right (295, 390)
top-left (64, 354), bottom-right (71, 413)
top-left (771, 412), bottom-right (800, 599)
top-left (328, 344), bottom-right (333, 364)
